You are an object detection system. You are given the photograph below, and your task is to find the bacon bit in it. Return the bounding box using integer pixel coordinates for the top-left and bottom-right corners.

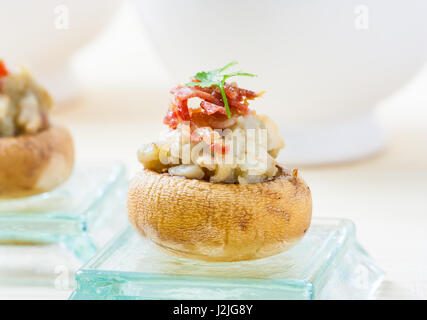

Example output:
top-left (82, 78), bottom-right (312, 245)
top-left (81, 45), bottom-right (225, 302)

top-left (190, 110), bottom-right (237, 129)
top-left (171, 86), bottom-right (222, 105)
top-left (224, 83), bottom-right (258, 100)
top-left (0, 60), bottom-right (8, 78)
top-left (165, 83), bottom-right (257, 131)
top-left (223, 86), bottom-right (239, 100)
top-left (171, 96), bottom-right (190, 121)
top-left (200, 101), bottom-right (227, 116)
top-left (228, 98), bottom-right (250, 114)
top-left (164, 81), bottom-right (262, 155)
top-left (196, 84), bottom-right (258, 102)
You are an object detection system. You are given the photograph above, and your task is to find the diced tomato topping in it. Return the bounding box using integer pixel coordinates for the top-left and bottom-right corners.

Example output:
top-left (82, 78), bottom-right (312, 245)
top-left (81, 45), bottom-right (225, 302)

top-left (210, 142), bottom-right (229, 155)
top-left (0, 60), bottom-right (8, 78)
top-left (163, 107), bottom-right (179, 130)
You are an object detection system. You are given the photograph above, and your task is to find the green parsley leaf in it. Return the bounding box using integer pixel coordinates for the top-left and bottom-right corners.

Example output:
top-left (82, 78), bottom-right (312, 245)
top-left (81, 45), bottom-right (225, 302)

top-left (185, 62), bottom-right (256, 118)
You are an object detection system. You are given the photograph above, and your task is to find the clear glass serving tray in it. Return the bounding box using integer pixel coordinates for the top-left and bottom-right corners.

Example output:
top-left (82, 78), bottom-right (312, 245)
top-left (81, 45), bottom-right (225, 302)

top-left (70, 218), bottom-right (384, 300)
top-left (0, 163), bottom-right (128, 286)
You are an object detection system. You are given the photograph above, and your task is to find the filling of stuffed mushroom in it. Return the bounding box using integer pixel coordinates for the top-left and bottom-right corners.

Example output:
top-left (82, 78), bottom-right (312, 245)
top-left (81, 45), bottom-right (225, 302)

top-left (137, 62), bottom-right (285, 184)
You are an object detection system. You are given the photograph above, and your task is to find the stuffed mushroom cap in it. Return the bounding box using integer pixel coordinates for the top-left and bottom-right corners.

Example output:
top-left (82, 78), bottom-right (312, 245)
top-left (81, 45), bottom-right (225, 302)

top-left (127, 167), bottom-right (312, 262)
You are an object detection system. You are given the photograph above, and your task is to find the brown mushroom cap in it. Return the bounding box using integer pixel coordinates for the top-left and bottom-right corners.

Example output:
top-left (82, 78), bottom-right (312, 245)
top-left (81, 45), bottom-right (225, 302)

top-left (0, 125), bottom-right (74, 199)
top-left (127, 167), bottom-right (312, 262)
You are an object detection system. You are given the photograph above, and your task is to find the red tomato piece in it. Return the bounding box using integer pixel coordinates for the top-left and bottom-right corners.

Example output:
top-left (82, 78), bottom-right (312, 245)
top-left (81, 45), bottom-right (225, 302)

top-left (0, 60), bottom-right (8, 78)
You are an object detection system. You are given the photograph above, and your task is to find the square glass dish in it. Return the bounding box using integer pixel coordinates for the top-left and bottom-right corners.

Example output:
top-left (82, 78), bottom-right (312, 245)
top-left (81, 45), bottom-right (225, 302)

top-left (0, 163), bottom-right (128, 286)
top-left (70, 218), bottom-right (384, 300)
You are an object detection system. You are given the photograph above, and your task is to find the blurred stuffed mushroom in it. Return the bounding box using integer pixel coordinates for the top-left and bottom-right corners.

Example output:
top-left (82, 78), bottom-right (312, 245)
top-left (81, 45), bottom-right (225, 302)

top-left (0, 61), bottom-right (74, 199)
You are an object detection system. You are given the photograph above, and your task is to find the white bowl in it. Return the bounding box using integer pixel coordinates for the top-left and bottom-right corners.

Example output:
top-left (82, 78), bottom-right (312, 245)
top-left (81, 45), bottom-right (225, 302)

top-left (0, 0), bottom-right (122, 100)
top-left (134, 0), bottom-right (427, 165)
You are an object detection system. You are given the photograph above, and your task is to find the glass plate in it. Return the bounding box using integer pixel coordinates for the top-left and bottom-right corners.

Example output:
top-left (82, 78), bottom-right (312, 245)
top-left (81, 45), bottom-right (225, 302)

top-left (70, 218), bottom-right (385, 300)
top-left (0, 163), bottom-right (128, 286)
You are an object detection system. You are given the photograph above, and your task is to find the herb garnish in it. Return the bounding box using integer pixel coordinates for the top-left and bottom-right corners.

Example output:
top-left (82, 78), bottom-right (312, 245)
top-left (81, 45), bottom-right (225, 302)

top-left (185, 62), bottom-right (256, 118)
